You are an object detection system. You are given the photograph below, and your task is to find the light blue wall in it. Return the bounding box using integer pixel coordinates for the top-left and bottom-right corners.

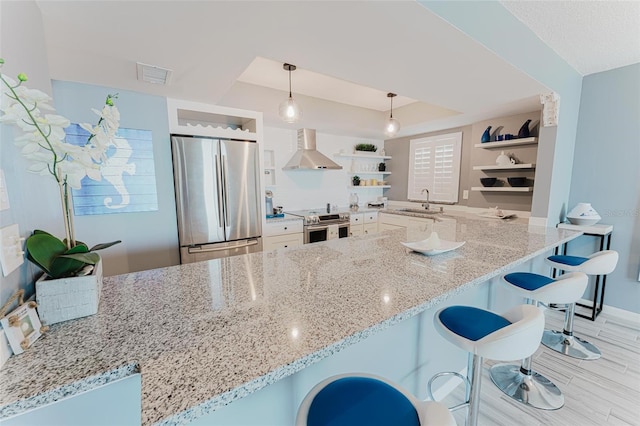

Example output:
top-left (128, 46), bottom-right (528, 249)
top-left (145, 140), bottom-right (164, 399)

top-left (51, 81), bottom-right (180, 275)
top-left (420, 1), bottom-right (584, 223)
top-left (567, 63), bottom-right (640, 313)
top-left (0, 1), bottom-right (61, 304)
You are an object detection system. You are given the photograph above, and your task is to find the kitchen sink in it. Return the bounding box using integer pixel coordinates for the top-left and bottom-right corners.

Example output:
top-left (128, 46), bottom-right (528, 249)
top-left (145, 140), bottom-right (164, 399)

top-left (396, 208), bottom-right (442, 215)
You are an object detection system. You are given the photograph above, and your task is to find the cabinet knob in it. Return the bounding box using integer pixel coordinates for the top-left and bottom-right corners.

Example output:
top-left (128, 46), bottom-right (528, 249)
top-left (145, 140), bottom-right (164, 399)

top-left (284, 226), bottom-right (288, 230)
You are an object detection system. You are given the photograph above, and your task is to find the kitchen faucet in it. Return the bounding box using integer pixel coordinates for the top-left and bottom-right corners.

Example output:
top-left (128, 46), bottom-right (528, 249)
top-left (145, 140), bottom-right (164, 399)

top-left (421, 188), bottom-right (429, 210)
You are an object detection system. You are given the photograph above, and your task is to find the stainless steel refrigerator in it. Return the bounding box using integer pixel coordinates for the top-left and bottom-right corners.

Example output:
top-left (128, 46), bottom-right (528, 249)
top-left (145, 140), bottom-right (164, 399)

top-left (171, 136), bottom-right (262, 264)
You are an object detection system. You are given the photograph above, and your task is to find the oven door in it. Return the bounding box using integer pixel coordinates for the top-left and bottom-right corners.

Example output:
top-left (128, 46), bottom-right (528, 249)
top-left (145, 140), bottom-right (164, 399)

top-left (304, 224), bottom-right (329, 244)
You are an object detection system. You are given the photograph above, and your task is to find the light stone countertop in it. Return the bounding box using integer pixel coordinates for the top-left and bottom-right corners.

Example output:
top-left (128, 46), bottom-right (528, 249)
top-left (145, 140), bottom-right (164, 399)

top-left (265, 214), bottom-right (303, 224)
top-left (0, 216), bottom-right (582, 425)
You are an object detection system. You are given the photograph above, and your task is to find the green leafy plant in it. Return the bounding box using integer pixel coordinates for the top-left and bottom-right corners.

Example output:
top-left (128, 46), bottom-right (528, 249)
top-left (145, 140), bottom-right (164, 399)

top-left (26, 230), bottom-right (121, 279)
top-left (354, 143), bottom-right (377, 152)
top-left (352, 175), bottom-right (361, 186)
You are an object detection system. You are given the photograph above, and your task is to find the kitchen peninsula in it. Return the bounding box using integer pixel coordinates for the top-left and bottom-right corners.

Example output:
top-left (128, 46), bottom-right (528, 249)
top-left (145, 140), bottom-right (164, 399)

top-left (0, 215), bottom-right (581, 425)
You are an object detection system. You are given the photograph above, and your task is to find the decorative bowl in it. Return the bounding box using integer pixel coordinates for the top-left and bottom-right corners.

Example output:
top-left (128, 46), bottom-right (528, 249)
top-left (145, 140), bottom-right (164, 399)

top-left (567, 203), bottom-right (601, 226)
top-left (507, 177), bottom-right (527, 187)
top-left (480, 177), bottom-right (497, 187)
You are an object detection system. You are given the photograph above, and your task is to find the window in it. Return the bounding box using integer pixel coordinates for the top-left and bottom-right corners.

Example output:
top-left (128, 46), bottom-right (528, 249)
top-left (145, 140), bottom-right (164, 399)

top-left (407, 132), bottom-right (462, 203)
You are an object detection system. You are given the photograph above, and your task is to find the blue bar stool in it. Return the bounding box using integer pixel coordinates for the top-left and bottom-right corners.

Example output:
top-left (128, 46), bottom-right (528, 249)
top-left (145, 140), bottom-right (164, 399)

top-left (430, 304), bottom-right (544, 426)
top-left (500, 271), bottom-right (596, 360)
top-left (544, 250), bottom-right (618, 357)
top-left (491, 273), bottom-right (592, 410)
top-left (296, 373), bottom-right (456, 426)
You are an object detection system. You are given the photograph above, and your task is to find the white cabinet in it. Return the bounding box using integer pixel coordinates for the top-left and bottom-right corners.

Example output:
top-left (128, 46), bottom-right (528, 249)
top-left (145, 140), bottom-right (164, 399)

top-left (263, 220), bottom-right (303, 252)
top-left (363, 211), bottom-right (378, 234)
top-left (378, 213), bottom-right (433, 233)
top-left (364, 211), bottom-right (378, 223)
top-left (350, 212), bottom-right (378, 237)
top-left (264, 234), bottom-right (303, 251)
top-left (350, 213), bottom-right (364, 236)
top-left (363, 223), bottom-right (378, 235)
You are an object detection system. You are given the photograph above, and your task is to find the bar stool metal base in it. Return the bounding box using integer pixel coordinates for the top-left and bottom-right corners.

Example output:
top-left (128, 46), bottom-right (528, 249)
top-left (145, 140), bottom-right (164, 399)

top-left (541, 329), bottom-right (601, 360)
top-left (489, 364), bottom-right (564, 410)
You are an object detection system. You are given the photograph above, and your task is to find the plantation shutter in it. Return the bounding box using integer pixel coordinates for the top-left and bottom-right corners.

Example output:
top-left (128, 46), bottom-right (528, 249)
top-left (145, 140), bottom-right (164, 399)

top-left (407, 132), bottom-right (462, 203)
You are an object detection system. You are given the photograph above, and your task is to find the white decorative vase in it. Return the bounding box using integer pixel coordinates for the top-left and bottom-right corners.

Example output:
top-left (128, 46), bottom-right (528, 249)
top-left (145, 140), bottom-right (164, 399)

top-left (566, 203), bottom-right (601, 226)
top-left (35, 258), bottom-right (103, 325)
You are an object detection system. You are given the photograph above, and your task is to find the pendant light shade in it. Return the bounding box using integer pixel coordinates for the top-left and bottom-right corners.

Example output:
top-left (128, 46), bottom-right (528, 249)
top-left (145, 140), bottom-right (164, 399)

top-left (384, 92), bottom-right (400, 137)
top-left (279, 63), bottom-right (302, 123)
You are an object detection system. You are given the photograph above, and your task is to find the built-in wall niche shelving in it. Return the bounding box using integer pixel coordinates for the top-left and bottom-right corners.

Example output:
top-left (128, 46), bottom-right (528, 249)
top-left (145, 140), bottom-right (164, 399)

top-left (471, 187), bottom-right (533, 192)
top-left (473, 164), bottom-right (535, 171)
top-left (167, 98), bottom-right (261, 141)
top-left (264, 149), bottom-right (276, 186)
top-left (349, 185), bottom-right (391, 189)
top-left (473, 137), bottom-right (538, 149)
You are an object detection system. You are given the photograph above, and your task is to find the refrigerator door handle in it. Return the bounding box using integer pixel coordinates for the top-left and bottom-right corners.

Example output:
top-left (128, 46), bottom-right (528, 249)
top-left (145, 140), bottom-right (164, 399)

top-left (187, 239), bottom-right (259, 253)
top-left (214, 153), bottom-right (224, 228)
top-left (222, 155), bottom-right (230, 225)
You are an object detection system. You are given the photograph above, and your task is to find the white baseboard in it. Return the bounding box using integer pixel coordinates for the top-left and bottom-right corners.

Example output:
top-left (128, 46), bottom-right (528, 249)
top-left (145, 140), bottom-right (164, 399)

top-left (579, 298), bottom-right (640, 323)
top-left (580, 299), bottom-right (640, 323)
top-left (431, 367), bottom-right (467, 402)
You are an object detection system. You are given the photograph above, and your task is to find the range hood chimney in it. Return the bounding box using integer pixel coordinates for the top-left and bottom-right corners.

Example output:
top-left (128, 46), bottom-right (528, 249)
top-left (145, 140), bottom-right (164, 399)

top-left (282, 129), bottom-right (342, 170)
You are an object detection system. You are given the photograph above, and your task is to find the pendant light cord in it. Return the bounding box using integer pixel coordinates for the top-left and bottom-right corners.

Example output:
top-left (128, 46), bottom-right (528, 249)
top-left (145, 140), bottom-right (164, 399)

top-left (390, 95), bottom-right (394, 119)
top-left (288, 69), bottom-right (293, 98)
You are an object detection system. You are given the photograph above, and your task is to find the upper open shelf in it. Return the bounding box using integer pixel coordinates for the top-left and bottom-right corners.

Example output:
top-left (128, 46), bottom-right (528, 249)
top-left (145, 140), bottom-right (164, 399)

top-left (474, 137), bottom-right (538, 149)
top-left (335, 153), bottom-right (392, 160)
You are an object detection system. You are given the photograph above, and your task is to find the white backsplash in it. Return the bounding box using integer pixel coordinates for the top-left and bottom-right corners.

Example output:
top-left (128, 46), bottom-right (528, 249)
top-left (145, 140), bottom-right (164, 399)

top-left (263, 127), bottom-right (386, 211)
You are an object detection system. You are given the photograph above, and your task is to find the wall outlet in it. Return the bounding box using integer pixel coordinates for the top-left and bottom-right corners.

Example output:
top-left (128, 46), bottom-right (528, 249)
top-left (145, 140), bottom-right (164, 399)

top-left (0, 224), bottom-right (25, 277)
top-left (462, 189), bottom-right (469, 200)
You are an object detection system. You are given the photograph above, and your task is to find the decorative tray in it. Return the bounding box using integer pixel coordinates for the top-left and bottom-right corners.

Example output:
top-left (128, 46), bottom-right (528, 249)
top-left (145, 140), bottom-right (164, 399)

top-left (401, 232), bottom-right (465, 256)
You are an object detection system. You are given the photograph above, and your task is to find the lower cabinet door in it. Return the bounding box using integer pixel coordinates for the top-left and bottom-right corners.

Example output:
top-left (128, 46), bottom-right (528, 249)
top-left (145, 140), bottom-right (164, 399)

top-left (264, 233), bottom-right (304, 251)
top-left (363, 223), bottom-right (378, 235)
top-left (379, 223), bottom-right (405, 231)
top-left (350, 224), bottom-right (364, 237)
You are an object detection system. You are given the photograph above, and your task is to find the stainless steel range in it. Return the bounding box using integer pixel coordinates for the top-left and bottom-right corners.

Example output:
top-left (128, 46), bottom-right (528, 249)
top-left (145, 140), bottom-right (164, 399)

top-left (285, 209), bottom-right (350, 244)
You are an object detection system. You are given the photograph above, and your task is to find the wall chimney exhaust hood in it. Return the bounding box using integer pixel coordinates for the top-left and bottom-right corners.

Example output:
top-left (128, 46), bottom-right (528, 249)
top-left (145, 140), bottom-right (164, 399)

top-left (282, 129), bottom-right (342, 170)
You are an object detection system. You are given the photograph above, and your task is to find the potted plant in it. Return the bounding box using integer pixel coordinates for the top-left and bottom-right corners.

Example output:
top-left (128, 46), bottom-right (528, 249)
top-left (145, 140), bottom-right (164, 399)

top-left (1, 59), bottom-right (122, 324)
top-left (354, 143), bottom-right (378, 153)
top-left (352, 175), bottom-right (361, 186)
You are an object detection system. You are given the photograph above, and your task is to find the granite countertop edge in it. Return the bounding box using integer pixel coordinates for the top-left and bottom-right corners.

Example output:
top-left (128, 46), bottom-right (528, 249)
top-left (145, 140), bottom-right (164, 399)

top-left (156, 229), bottom-right (582, 425)
top-left (0, 363), bottom-right (139, 419)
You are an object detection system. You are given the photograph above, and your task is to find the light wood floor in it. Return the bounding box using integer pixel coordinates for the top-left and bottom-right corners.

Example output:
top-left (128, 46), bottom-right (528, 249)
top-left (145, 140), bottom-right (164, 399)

top-left (442, 308), bottom-right (640, 425)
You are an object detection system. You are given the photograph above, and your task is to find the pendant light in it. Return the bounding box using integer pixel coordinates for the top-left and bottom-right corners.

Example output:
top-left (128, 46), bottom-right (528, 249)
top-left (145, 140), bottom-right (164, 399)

top-left (384, 92), bottom-right (400, 137)
top-left (279, 63), bottom-right (302, 123)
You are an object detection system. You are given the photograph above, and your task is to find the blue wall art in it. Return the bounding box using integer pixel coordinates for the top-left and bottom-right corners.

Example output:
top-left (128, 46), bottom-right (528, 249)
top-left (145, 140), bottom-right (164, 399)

top-left (66, 125), bottom-right (159, 215)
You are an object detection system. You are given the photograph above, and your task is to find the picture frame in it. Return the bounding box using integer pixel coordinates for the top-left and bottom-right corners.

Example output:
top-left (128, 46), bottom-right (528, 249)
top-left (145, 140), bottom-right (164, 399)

top-left (0, 290), bottom-right (45, 355)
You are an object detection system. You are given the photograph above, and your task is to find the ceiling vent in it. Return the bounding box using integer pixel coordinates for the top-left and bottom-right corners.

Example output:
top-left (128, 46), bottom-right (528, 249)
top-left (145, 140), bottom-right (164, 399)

top-left (136, 62), bottom-right (172, 85)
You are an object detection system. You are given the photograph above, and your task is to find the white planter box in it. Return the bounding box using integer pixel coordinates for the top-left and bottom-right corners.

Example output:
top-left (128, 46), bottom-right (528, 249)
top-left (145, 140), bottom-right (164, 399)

top-left (35, 259), bottom-right (103, 325)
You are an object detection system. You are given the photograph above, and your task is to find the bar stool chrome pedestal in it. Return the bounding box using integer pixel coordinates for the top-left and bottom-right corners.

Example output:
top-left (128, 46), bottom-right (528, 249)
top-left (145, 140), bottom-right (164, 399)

top-left (544, 250), bottom-right (618, 358)
top-left (430, 304), bottom-right (545, 426)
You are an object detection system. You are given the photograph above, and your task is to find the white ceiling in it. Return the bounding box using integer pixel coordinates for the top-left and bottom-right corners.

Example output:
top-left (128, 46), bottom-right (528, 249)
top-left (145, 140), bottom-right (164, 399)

top-left (28, 1), bottom-right (639, 139)
top-left (501, 1), bottom-right (640, 76)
